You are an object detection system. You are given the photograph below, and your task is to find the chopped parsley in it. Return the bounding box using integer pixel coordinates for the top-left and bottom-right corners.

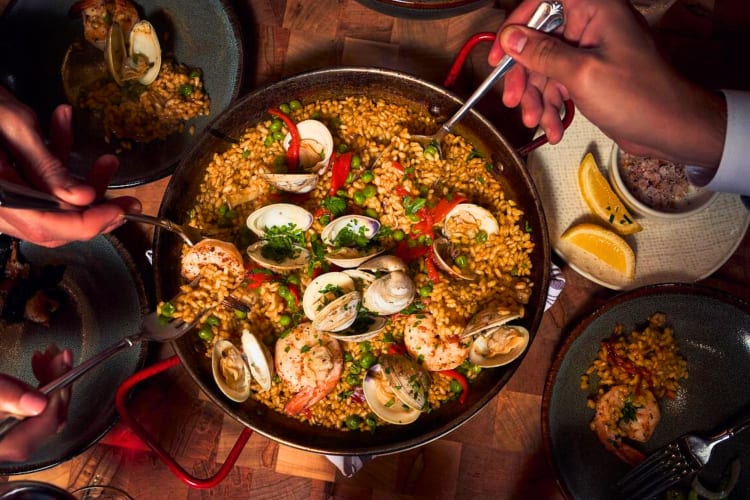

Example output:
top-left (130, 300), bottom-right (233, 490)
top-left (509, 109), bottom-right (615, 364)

top-left (261, 223), bottom-right (306, 263)
top-left (321, 196), bottom-right (347, 217)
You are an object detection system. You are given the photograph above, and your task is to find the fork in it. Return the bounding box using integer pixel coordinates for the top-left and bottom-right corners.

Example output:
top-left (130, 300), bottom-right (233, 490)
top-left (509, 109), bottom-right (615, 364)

top-left (615, 403), bottom-right (750, 499)
top-left (0, 306), bottom-right (207, 441)
top-left (410, 1), bottom-right (564, 155)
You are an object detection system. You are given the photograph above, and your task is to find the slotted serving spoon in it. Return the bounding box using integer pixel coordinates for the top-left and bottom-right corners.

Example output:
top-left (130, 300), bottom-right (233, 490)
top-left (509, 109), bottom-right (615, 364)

top-left (411, 1), bottom-right (564, 152)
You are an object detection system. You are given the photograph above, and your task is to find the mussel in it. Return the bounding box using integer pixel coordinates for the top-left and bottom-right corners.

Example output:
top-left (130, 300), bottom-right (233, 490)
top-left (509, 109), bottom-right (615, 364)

top-left (362, 354), bottom-right (431, 425)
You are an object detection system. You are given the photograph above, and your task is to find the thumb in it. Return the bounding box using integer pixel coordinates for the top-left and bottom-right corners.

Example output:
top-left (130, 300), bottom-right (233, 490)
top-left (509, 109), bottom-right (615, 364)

top-left (0, 375), bottom-right (48, 417)
top-left (500, 26), bottom-right (579, 84)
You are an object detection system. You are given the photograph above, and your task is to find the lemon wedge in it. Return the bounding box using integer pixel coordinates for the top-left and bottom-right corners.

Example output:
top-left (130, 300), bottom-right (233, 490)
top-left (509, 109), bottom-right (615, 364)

top-left (577, 152), bottom-right (642, 235)
top-left (559, 223), bottom-right (636, 286)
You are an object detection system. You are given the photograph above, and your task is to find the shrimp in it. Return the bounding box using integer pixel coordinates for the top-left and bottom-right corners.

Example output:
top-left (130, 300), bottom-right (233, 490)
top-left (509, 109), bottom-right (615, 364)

top-left (69, 0), bottom-right (140, 50)
top-left (592, 385), bottom-right (661, 465)
top-left (403, 314), bottom-right (469, 371)
top-left (275, 323), bottom-right (343, 416)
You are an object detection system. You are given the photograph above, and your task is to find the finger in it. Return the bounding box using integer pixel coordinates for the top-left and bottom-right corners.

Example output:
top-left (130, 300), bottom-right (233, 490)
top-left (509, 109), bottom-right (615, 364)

top-left (0, 375), bottom-right (47, 417)
top-left (502, 65), bottom-right (529, 108)
top-left (85, 154), bottom-right (120, 197)
top-left (489, 0), bottom-right (563, 65)
top-left (538, 86), bottom-right (566, 145)
top-left (49, 104), bottom-right (74, 162)
top-left (519, 84), bottom-right (544, 129)
top-left (0, 390), bottom-right (63, 462)
top-left (500, 26), bottom-right (585, 87)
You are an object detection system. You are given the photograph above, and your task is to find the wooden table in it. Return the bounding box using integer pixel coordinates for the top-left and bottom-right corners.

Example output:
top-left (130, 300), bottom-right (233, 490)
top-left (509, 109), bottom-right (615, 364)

top-left (3, 0), bottom-right (750, 498)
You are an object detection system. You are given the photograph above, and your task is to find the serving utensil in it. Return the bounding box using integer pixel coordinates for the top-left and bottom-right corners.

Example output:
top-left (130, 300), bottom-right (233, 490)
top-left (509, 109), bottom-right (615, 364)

top-left (0, 305), bottom-right (207, 442)
top-left (410, 1), bottom-right (564, 153)
top-left (615, 403), bottom-right (750, 499)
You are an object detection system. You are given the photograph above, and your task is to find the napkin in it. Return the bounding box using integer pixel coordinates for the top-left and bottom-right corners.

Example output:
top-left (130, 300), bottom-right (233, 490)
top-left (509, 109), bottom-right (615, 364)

top-left (325, 263), bottom-right (566, 477)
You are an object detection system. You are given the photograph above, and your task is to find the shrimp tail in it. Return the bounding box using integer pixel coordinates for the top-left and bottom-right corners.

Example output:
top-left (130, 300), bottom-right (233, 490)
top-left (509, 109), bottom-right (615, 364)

top-left (284, 386), bottom-right (319, 416)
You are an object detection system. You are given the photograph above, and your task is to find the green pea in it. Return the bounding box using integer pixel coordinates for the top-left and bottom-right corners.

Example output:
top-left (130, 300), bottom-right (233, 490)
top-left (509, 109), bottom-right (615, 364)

top-left (160, 302), bottom-right (175, 318)
top-left (365, 414), bottom-right (378, 428)
top-left (198, 326), bottom-right (214, 341)
top-left (205, 315), bottom-right (220, 326)
top-left (217, 203), bottom-right (228, 216)
top-left (454, 255), bottom-right (469, 268)
top-left (289, 99), bottom-right (302, 110)
top-left (419, 285), bottom-right (432, 297)
top-left (178, 83), bottom-right (194, 97)
top-left (344, 352), bottom-right (354, 363)
top-left (349, 363), bottom-right (362, 375)
top-left (475, 230), bottom-right (488, 243)
top-left (272, 131), bottom-right (284, 141)
top-left (351, 155), bottom-right (361, 169)
top-left (279, 103), bottom-right (291, 114)
top-left (225, 209), bottom-right (238, 220)
top-left (345, 414), bottom-right (362, 430)
top-left (319, 215), bottom-right (330, 226)
top-left (279, 314), bottom-right (292, 327)
top-left (345, 373), bottom-right (359, 386)
top-left (392, 229), bottom-right (405, 242)
top-left (353, 191), bottom-right (366, 205)
top-left (337, 143), bottom-right (349, 153)
top-left (189, 69), bottom-right (201, 79)
top-left (345, 172), bottom-right (355, 184)
top-left (364, 208), bottom-right (378, 219)
top-left (362, 185), bottom-right (377, 199)
top-left (449, 379), bottom-right (463, 394)
top-left (360, 170), bottom-right (374, 183)
top-left (423, 145), bottom-right (438, 158)
top-left (234, 309), bottom-right (247, 319)
top-left (360, 353), bottom-right (377, 369)
top-left (360, 341), bottom-right (372, 352)
top-left (269, 119), bottom-right (283, 132)
top-left (263, 135), bottom-right (274, 147)
top-left (278, 285), bottom-right (291, 298)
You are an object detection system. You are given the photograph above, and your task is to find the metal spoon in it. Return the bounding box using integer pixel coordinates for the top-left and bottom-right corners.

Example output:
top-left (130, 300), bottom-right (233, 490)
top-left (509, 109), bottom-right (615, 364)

top-left (411, 1), bottom-right (564, 152)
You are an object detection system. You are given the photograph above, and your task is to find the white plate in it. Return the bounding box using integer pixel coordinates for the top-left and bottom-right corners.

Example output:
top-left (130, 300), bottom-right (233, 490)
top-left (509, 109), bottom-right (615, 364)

top-left (527, 112), bottom-right (750, 290)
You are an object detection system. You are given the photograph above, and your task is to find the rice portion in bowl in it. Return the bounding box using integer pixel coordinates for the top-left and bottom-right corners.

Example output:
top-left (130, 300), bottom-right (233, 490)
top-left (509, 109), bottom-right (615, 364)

top-left (160, 96), bottom-right (536, 432)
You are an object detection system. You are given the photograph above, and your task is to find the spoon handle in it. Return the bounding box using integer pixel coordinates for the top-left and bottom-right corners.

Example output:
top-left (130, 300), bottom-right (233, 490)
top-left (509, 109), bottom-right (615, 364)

top-left (439, 1), bottom-right (565, 137)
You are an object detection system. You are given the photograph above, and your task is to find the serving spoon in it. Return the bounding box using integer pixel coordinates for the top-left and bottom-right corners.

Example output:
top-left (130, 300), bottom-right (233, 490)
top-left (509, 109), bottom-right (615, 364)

top-left (411, 1), bottom-right (564, 153)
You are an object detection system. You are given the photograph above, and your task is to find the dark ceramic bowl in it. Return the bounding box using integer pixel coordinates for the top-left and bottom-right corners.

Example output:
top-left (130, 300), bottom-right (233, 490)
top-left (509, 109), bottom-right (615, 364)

top-left (0, 0), bottom-right (243, 188)
top-left (543, 283), bottom-right (750, 499)
top-left (355, 0), bottom-right (494, 19)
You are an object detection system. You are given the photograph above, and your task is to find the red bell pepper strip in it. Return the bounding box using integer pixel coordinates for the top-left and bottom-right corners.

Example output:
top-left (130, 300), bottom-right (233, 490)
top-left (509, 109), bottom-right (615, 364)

top-left (287, 283), bottom-right (301, 306)
top-left (387, 344), bottom-right (406, 355)
top-left (245, 269), bottom-right (276, 289)
top-left (268, 108), bottom-right (300, 173)
top-left (394, 186), bottom-right (411, 197)
top-left (425, 252), bottom-right (441, 283)
top-left (329, 151), bottom-right (353, 196)
top-left (391, 161), bottom-right (405, 172)
top-left (431, 195), bottom-right (467, 223)
top-left (440, 369), bottom-right (468, 404)
top-left (393, 240), bottom-right (430, 263)
top-left (314, 207), bottom-right (331, 218)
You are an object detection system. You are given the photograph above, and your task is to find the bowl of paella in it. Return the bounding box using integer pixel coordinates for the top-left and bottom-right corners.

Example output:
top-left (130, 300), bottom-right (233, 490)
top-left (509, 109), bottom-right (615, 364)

top-left (151, 67), bottom-right (551, 455)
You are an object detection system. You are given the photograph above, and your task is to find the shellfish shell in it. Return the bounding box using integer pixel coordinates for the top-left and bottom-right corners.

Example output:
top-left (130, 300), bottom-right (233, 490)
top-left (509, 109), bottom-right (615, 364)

top-left (246, 203), bottom-right (313, 238)
top-left (212, 339), bottom-right (251, 402)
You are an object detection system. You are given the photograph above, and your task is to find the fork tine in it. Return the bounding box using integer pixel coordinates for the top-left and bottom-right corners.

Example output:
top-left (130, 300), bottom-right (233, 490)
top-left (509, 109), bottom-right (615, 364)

top-left (621, 471), bottom-right (685, 500)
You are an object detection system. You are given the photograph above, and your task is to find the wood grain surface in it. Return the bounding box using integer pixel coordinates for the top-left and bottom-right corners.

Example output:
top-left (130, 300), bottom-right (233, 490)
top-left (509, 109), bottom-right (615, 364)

top-left (2, 0), bottom-right (750, 498)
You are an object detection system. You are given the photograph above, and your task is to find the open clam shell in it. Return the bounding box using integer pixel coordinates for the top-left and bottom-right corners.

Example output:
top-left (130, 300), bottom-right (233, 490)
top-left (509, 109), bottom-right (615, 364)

top-left (321, 215), bottom-right (383, 268)
top-left (363, 362), bottom-right (422, 425)
top-left (241, 329), bottom-right (274, 391)
top-left (311, 290), bottom-right (362, 332)
top-left (468, 325), bottom-right (529, 368)
top-left (246, 241), bottom-right (310, 272)
top-left (246, 203), bottom-right (313, 238)
top-left (128, 20), bottom-right (161, 85)
top-left (212, 339), bottom-right (251, 403)
top-left (357, 254), bottom-right (408, 274)
top-left (362, 270), bottom-right (415, 315)
top-left (327, 315), bottom-right (387, 342)
top-left (377, 354), bottom-right (431, 411)
top-left (302, 271), bottom-right (357, 321)
top-left (432, 237), bottom-right (476, 281)
top-left (282, 119), bottom-right (334, 174)
top-left (461, 305), bottom-right (524, 339)
top-left (321, 215), bottom-right (380, 246)
top-left (261, 173), bottom-right (319, 194)
top-left (442, 203), bottom-right (500, 239)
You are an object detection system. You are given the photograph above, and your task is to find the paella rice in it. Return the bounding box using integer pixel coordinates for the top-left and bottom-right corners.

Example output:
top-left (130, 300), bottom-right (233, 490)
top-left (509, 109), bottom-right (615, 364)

top-left (159, 96), bottom-right (536, 431)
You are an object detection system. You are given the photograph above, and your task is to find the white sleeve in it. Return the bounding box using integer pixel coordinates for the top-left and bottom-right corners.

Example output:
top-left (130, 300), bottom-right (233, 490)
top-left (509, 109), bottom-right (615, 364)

top-left (700, 90), bottom-right (750, 195)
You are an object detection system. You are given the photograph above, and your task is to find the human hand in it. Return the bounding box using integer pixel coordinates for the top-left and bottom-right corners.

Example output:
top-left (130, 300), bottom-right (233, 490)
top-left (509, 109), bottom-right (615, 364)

top-left (0, 345), bottom-right (73, 462)
top-left (489, 0), bottom-right (725, 168)
top-left (0, 86), bottom-right (141, 247)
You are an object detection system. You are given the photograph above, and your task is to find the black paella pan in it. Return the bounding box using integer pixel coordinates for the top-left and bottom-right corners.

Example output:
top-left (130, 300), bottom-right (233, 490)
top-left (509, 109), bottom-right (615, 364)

top-left (151, 67), bottom-right (552, 456)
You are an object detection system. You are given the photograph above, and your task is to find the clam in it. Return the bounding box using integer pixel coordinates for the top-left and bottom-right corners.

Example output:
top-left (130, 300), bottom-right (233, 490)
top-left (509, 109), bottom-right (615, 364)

top-left (212, 340), bottom-right (251, 402)
top-left (311, 290), bottom-right (362, 332)
top-left (246, 240), bottom-right (310, 272)
top-left (362, 271), bottom-right (415, 315)
top-left (321, 215), bottom-right (384, 268)
top-left (432, 237), bottom-right (475, 281)
top-left (261, 173), bottom-right (319, 194)
top-left (246, 203), bottom-right (313, 238)
top-left (357, 254), bottom-right (408, 274)
top-left (442, 203), bottom-right (500, 240)
top-left (282, 120), bottom-right (334, 175)
top-left (362, 354), bottom-right (431, 425)
top-left (469, 324), bottom-right (530, 368)
top-left (327, 316), bottom-right (387, 342)
top-left (61, 41), bottom-right (108, 106)
top-left (241, 329), bottom-right (274, 391)
top-left (342, 269), bottom-right (377, 290)
top-left (104, 20), bottom-right (161, 86)
top-left (460, 305), bottom-right (524, 339)
top-left (302, 272), bottom-right (356, 321)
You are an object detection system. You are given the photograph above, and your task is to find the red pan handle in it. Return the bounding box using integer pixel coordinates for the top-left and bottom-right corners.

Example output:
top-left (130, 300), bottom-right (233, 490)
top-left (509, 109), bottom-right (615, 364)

top-left (444, 31), bottom-right (574, 156)
top-left (115, 355), bottom-right (252, 489)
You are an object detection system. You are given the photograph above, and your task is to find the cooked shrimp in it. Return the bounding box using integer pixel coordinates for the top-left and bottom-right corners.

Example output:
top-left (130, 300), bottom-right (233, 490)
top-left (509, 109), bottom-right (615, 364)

top-left (181, 239), bottom-right (245, 281)
top-left (70, 0), bottom-right (140, 50)
top-left (275, 323), bottom-right (343, 416)
top-left (403, 314), bottom-right (469, 371)
top-left (592, 385), bottom-right (661, 465)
